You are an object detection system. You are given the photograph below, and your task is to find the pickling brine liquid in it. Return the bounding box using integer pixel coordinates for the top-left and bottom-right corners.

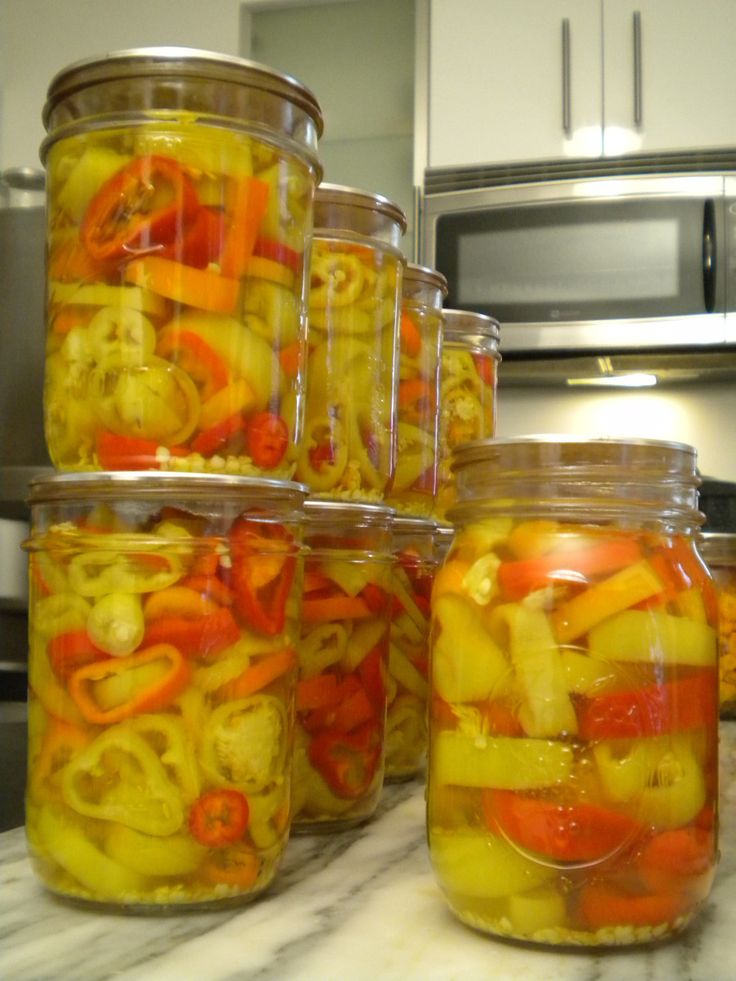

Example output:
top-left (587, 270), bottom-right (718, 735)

top-left (427, 516), bottom-right (718, 946)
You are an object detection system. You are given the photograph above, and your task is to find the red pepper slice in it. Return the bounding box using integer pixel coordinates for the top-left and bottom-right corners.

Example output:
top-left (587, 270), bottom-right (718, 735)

top-left (142, 607), bottom-right (241, 659)
top-left (156, 329), bottom-right (230, 403)
top-left (358, 646), bottom-right (386, 714)
top-left (47, 630), bottom-right (108, 681)
top-left (159, 205), bottom-right (225, 269)
top-left (577, 671), bottom-right (718, 741)
top-left (252, 236), bottom-right (302, 273)
top-left (81, 155), bottom-right (199, 263)
top-left (471, 352), bottom-right (496, 385)
top-left (96, 431), bottom-right (187, 470)
top-left (246, 412), bottom-right (289, 469)
top-left (308, 720), bottom-right (382, 799)
top-left (229, 518), bottom-right (296, 636)
top-left (191, 412), bottom-right (247, 457)
top-left (578, 882), bottom-right (689, 929)
top-left (483, 790), bottom-right (642, 862)
top-left (189, 789), bottom-right (250, 847)
top-left (638, 825), bottom-right (715, 894)
top-left (497, 537), bottom-right (643, 601)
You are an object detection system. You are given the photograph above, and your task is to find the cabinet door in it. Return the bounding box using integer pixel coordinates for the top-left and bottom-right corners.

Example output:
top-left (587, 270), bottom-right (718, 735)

top-left (428, 0), bottom-right (602, 168)
top-left (603, 0), bottom-right (736, 155)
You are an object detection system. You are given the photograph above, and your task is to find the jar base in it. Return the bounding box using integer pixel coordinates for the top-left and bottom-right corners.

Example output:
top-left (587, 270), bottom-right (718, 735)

top-left (291, 812), bottom-right (376, 835)
top-left (40, 881), bottom-right (274, 915)
top-left (448, 902), bottom-right (699, 950)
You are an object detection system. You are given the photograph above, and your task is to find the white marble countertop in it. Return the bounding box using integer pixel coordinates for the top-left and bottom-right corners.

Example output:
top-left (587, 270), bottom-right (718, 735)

top-left (2, 723), bottom-right (736, 981)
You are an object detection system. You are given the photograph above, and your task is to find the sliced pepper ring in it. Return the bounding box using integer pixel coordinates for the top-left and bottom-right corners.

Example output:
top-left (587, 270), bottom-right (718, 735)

top-left (309, 251), bottom-right (365, 308)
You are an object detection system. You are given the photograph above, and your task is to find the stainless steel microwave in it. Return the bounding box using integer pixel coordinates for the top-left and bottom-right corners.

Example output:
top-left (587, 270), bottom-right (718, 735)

top-left (422, 162), bottom-right (736, 355)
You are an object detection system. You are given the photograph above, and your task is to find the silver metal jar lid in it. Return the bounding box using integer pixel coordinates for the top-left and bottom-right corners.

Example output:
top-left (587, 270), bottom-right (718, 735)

top-left (313, 182), bottom-right (407, 244)
top-left (403, 262), bottom-right (448, 296)
top-left (442, 308), bottom-right (501, 342)
top-left (40, 46), bottom-right (324, 177)
top-left (27, 470), bottom-right (309, 505)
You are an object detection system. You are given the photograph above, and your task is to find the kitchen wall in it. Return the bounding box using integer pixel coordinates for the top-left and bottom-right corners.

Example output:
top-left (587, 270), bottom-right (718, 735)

top-left (0, 0), bottom-right (242, 171)
top-left (496, 382), bottom-right (736, 483)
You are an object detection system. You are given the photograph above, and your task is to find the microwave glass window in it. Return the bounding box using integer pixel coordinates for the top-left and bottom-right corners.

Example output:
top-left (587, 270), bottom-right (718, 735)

top-left (436, 197), bottom-right (718, 322)
top-left (459, 219), bottom-right (679, 306)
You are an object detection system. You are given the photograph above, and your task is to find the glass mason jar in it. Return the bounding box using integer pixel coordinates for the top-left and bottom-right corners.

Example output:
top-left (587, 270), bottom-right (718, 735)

top-left (427, 437), bottom-right (719, 947)
top-left (434, 522), bottom-right (456, 564)
top-left (295, 183), bottom-right (406, 501)
top-left (385, 515), bottom-right (437, 782)
top-left (386, 263), bottom-right (447, 517)
top-left (291, 499), bottom-right (394, 830)
top-left (23, 470), bottom-right (306, 910)
top-left (435, 310), bottom-right (501, 520)
top-left (40, 47), bottom-right (323, 477)
top-left (699, 531), bottom-right (736, 717)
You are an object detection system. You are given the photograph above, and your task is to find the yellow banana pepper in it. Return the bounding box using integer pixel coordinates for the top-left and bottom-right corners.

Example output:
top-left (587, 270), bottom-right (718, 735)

top-left (588, 609), bottom-right (716, 667)
top-left (432, 730), bottom-right (573, 789)
top-left (488, 602), bottom-right (577, 737)
top-left (430, 829), bottom-right (556, 899)
top-left (551, 558), bottom-right (664, 643)
top-left (62, 725), bottom-right (185, 835)
top-left (432, 593), bottom-right (510, 703)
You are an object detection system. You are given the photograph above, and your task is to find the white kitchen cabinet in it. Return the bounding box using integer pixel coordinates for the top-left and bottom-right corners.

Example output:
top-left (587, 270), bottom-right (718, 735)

top-left (602, 0), bottom-right (736, 156)
top-left (427, 0), bottom-right (736, 169)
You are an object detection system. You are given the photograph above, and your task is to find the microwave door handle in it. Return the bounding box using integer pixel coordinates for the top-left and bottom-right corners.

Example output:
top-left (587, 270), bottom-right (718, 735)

top-left (702, 199), bottom-right (717, 313)
top-left (561, 18), bottom-right (572, 135)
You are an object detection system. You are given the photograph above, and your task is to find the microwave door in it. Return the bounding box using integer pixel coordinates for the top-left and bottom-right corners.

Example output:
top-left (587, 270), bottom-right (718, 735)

top-left (431, 186), bottom-right (729, 353)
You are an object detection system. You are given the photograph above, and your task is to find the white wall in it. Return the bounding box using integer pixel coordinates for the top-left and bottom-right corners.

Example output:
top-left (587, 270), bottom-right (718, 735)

top-left (496, 382), bottom-right (736, 482)
top-left (0, 0), bottom-right (242, 170)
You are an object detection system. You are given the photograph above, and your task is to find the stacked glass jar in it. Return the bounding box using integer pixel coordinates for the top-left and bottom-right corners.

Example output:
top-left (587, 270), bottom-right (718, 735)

top-left (699, 531), bottom-right (736, 716)
top-left (435, 309), bottom-right (501, 521)
top-left (27, 47), bottom-right (325, 910)
top-left (291, 183), bottom-right (404, 828)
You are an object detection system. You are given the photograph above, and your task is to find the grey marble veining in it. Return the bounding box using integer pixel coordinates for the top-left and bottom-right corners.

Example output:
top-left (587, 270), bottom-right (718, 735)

top-left (1, 728), bottom-right (735, 981)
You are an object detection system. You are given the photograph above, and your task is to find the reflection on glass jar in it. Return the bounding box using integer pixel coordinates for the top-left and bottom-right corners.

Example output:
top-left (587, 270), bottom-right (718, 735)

top-left (436, 310), bottom-right (500, 521)
top-left (296, 184), bottom-right (406, 501)
top-left (384, 516), bottom-right (437, 782)
top-left (699, 531), bottom-right (736, 716)
top-left (41, 48), bottom-right (323, 477)
top-left (291, 499), bottom-right (394, 831)
top-left (427, 437), bottom-right (719, 947)
top-left (24, 471), bottom-right (306, 910)
top-left (386, 264), bottom-right (447, 517)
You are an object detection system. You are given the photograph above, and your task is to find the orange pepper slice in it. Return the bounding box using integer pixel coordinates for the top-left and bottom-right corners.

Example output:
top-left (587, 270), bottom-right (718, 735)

top-left (219, 177), bottom-right (270, 279)
top-left (68, 643), bottom-right (190, 725)
top-left (124, 256), bottom-right (240, 315)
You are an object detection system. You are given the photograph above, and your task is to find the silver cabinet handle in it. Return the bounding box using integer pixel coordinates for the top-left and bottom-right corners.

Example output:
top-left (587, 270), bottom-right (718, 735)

top-left (633, 10), bottom-right (643, 127)
top-left (562, 18), bottom-right (571, 135)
